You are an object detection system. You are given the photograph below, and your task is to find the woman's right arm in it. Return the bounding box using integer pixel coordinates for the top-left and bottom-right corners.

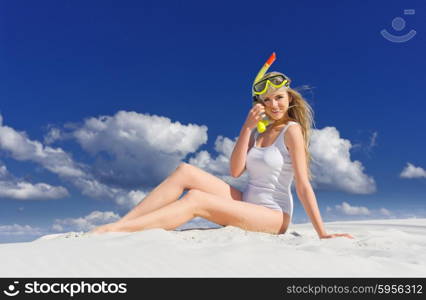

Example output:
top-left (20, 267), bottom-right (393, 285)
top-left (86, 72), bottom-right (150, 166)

top-left (229, 104), bottom-right (265, 178)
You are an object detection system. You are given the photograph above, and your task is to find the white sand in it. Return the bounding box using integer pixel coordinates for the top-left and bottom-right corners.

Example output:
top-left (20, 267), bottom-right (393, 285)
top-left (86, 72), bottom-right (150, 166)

top-left (0, 218), bottom-right (425, 277)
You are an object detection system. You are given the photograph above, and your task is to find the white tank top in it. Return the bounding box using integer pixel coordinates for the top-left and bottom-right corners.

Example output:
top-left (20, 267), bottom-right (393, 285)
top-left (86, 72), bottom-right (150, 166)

top-left (243, 121), bottom-right (298, 217)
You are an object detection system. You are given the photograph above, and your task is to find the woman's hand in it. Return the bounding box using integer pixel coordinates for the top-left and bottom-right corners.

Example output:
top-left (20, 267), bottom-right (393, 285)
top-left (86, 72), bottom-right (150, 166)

top-left (243, 103), bottom-right (265, 130)
top-left (319, 233), bottom-right (354, 239)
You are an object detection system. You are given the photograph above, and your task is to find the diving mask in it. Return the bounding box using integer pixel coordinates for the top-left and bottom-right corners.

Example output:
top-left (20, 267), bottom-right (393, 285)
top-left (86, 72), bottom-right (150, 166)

top-left (253, 74), bottom-right (290, 95)
top-left (251, 52), bottom-right (291, 133)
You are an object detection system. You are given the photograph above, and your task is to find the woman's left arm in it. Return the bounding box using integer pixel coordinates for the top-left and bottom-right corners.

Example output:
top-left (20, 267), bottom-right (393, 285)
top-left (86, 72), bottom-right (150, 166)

top-left (285, 124), bottom-right (354, 240)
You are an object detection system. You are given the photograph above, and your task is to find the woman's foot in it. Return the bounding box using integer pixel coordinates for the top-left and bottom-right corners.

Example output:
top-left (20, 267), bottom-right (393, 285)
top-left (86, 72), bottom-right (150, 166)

top-left (89, 222), bottom-right (119, 234)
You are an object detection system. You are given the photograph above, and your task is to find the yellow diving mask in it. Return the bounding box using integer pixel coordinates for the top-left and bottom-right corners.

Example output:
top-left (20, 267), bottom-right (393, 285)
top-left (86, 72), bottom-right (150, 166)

top-left (253, 74), bottom-right (290, 95)
top-left (251, 52), bottom-right (291, 133)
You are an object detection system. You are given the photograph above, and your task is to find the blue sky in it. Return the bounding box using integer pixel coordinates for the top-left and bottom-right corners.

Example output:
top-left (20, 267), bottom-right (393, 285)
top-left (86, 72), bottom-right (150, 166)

top-left (0, 0), bottom-right (425, 243)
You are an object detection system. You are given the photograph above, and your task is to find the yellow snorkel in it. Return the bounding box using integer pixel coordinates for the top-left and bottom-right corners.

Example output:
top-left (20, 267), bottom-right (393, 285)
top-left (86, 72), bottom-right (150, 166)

top-left (252, 52), bottom-right (276, 133)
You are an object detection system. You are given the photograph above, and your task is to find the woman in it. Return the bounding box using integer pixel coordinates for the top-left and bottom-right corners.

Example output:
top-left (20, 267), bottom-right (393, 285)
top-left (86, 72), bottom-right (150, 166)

top-left (90, 71), bottom-right (353, 239)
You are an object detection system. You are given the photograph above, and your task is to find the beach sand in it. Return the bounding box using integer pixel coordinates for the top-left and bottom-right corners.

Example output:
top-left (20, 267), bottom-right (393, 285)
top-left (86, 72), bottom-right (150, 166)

top-left (0, 218), bottom-right (425, 277)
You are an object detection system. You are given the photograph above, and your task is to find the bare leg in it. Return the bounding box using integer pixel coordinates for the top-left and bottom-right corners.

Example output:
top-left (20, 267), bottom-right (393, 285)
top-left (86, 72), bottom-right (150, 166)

top-left (117, 163), bottom-right (243, 224)
top-left (94, 196), bottom-right (198, 233)
top-left (117, 167), bottom-right (186, 224)
top-left (91, 189), bottom-right (289, 235)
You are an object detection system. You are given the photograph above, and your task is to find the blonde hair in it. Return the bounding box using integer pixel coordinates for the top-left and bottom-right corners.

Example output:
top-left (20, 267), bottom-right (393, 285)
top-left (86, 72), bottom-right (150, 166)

top-left (255, 71), bottom-right (316, 181)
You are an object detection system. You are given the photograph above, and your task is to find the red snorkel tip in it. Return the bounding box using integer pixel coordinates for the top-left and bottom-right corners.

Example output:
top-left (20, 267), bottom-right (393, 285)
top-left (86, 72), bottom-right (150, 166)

top-left (265, 52), bottom-right (276, 66)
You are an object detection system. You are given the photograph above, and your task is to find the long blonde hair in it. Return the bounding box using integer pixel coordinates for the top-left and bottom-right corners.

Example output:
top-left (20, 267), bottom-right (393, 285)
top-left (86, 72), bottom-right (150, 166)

top-left (255, 71), bottom-right (316, 181)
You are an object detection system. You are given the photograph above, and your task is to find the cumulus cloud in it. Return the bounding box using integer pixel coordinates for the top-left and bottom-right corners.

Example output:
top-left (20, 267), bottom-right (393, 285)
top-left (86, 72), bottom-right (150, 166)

top-left (0, 114), bottom-right (148, 206)
top-left (0, 164), bottom-right (8, 178)
top-left (400, 163), bottom-right (426, 179)
top-left (327, 202), bottom-right (393, 219)
top-left (0, 161), bottom-right (69, 200)
top-left (0, 118), bottom-right (85, 178)
top-left (52, 210), bottom-right (121, 232)
top-left (61, 111), bottom-right (207, 205)
top-left (0, 181), bottom-right (68, 200)
top-left (310, 127), bottom-right (376, 194)
top-left (335, 201), bottom-right (371, 216)
top-left (0, 224), bottom-right (43, 236)
top-left (379, 208), bottom-right (392, 216)
top-left (115, 190), bottom-right (146, 208)
top-left (72, 111), bottom-right (208, 189)
top-left (189, 135), bottom-right (248, 190)
top-left (43, 127), bottom-right (64, 145)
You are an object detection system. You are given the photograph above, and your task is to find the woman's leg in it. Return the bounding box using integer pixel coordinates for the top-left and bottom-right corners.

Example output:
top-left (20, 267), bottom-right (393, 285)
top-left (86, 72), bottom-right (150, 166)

top-left (117, 163), bottom-right (243, 223)
top-left (93, 189), bottom-right (289, 235)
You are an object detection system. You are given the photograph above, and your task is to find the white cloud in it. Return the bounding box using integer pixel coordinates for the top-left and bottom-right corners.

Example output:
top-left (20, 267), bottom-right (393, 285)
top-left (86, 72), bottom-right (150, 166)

top-left (0, 118), bottom-right (85, 178)
top-left (72, 111), bottom-right (208, 189)
top-left (0, 161), bottom-right (69, 200)
top-left (63, 110), bottom-right (207, 206)
top-left (310, 127), bottom-right (376, 194)
top-left (369, 131), bottom-right (378, 148)
top-left (72, 177), bottom-right (117, 198)
top-left (189, 135), bottom-right (248, 191)
top-left (379, 208), bottom-right (392, 216)
top-left (52, 210), bottom-right (121, 232)
top-left (115, 190), bottom-right (146, 208)
top-left (0, 181), bottom-right (68, 200)
top-left (0, 114), bottom-right (148, 206)
top-left (0, 164), bottom-right (8, 178)
top-left (328, 202), bottom-right (393, 218)
top-left (51, 224), bottom-right (64, 232)
top-left (0, 224), bottom-right (43, 236)
top-left (335, 201), bottom-right (371, 216)
top-left (78, 111), bottom-right (207, 154)
top-left (400, 163), bottom-right (426, 178)
top-left (43, 127), bottom-right (63, 145)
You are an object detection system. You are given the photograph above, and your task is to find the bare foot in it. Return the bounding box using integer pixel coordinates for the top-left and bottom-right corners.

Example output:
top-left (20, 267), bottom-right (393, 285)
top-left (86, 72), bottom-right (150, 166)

top-left (89, 223), bottom-right (119, 234)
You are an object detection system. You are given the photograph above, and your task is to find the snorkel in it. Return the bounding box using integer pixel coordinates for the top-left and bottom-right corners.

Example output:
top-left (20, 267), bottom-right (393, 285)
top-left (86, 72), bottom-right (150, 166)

top-left (252, 52), bottom-right (277, 133)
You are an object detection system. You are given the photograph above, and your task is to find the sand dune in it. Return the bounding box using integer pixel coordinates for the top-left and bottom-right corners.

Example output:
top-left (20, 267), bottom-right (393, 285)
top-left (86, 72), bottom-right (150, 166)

top-left (0, 218), bottom-right (425, 277)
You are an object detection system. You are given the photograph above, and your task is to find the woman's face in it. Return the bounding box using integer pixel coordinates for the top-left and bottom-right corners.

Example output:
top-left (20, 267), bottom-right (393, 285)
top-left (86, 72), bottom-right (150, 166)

top-left (259, 87), bottom-right (291, 121)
